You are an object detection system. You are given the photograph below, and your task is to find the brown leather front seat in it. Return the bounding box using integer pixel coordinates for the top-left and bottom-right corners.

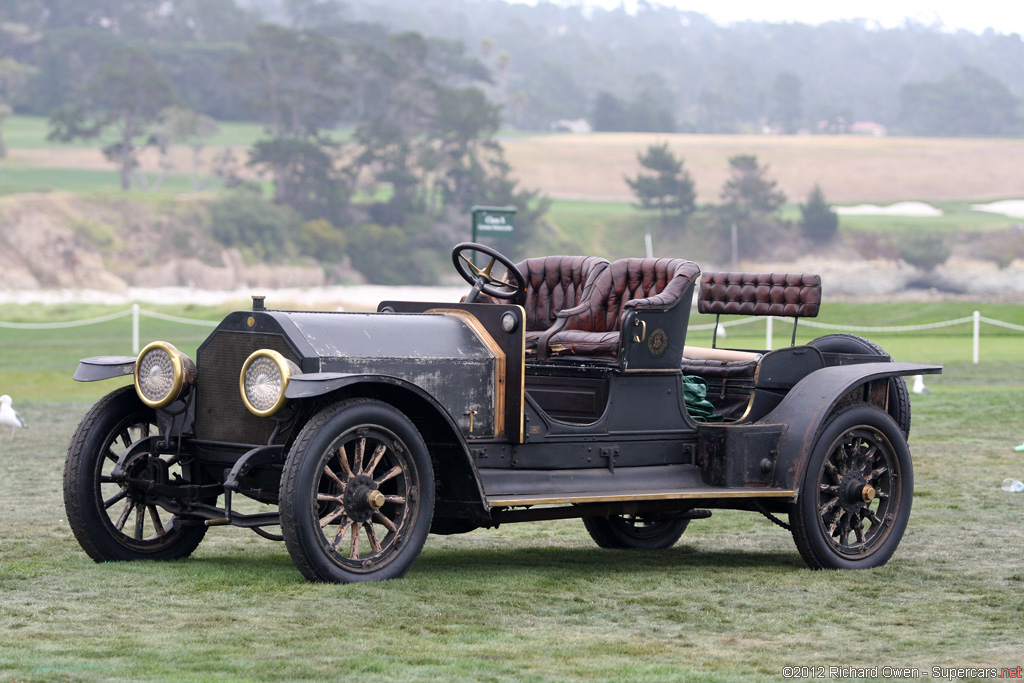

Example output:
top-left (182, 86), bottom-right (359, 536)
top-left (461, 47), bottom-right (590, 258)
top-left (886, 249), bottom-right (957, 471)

top-left (541, 258), bottom-right (701, 360)
top-left (479, 255), bottom-right (609, 351)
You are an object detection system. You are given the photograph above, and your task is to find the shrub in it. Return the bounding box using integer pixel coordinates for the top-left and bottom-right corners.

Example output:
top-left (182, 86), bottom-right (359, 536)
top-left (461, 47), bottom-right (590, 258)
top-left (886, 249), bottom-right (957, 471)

top-left (299, 219), bottom-right (347, 263)
top-left (207, 189), bottom-right (302, 263)
top-left (897, 233), bottom-right (950, 272)
top-left (346, 223), bottom-right (439, 285)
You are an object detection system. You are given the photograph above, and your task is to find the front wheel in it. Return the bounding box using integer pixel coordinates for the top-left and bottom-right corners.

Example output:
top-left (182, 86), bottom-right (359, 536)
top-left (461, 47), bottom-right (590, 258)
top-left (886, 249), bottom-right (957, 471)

top-left (63, 386), bottom-right (209, 562)
top-left (789, 404), bottom-right (913, 569)
top-left (279, 399), bottom-right (435, 583)
top-left (583, 513), bottom-right (689, 549)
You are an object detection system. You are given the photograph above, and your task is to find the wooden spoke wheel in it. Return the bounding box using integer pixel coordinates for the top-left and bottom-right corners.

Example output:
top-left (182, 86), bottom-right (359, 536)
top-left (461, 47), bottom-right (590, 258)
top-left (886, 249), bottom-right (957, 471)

top-left (280, 399), bottom-right (434, 583)
top-left (64, 386), bottom-right (209, 562)
top-left (789, 404), bottom-right (912, 569)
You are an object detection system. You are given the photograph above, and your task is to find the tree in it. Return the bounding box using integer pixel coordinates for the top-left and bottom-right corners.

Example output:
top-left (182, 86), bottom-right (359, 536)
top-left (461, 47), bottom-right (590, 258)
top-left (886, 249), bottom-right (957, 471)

top-left (900, 66), bottom-right (1021, 136)
top-left (47, 46), bottom-right (177, 190)
top-left (718, 154), bottom-right (788, 259)
top-left (227, 24), bottom-right (351, 219)
top-left (799, 184), bottom-right (839, 244)
top-left (720, 154), bottom-right (786, 222)
top-left (250, 137), bottom-right (350, 221)
top-left (0, 55), bottom-right (37, 158)
top-left (230, 24), bottom-right (347, 141)
top-left (591, 91), bottom-right (628, 132)
top-left (158, 105), bottom-right (220, 191)
top-left (770, 71), bottom-right (802, 134)
top-left (625, 143), bottom-right (696, 231)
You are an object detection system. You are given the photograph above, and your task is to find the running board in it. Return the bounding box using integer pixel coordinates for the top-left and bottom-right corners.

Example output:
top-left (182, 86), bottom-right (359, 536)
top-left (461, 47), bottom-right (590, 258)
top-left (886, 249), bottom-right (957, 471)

top-left (487, 488), bottom-right (797, 507)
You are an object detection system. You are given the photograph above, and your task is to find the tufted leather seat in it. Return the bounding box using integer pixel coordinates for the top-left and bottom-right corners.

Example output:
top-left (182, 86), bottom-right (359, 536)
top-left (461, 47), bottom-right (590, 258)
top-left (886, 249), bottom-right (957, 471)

top-left (680, 271), bottom-right (822, 381)
top-left (697, 271), bottom-right (821, 318)
top-left (542, 258), bottom-right (701, 360)
top-left (478, 256), bottom-right (609, 351)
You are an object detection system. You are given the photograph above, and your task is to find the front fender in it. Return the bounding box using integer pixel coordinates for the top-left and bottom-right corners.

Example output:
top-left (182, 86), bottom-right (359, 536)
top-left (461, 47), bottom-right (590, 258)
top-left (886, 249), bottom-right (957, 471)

top-left (763, 362), bottom-right (941, 490)
top-left (73, 356), bottom-right (137, 382)
top-left (284, 372), bottom-right (489, 519)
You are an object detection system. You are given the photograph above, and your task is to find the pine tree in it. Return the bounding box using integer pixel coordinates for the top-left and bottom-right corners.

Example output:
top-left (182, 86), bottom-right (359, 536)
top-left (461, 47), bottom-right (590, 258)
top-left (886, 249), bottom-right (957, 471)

top-left (800, 184), bottom-right (839, 244)
top-left (624, 143), bottom-right (696, 231)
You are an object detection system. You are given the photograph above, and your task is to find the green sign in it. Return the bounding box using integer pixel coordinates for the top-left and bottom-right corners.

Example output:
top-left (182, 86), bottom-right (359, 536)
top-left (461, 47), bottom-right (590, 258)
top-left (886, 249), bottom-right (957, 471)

top-left (471, 205), bottom-right (516, 240)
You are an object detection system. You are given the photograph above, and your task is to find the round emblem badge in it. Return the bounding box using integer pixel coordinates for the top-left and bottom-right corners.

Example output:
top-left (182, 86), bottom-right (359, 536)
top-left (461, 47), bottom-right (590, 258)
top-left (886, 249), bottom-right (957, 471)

top-left (647, 328), bottom-right (668, 357)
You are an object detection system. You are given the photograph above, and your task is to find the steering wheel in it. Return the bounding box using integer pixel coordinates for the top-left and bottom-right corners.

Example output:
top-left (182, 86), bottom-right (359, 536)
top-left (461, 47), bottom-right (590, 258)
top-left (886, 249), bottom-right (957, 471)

top-left (451, 242), bottom-right (526, 304)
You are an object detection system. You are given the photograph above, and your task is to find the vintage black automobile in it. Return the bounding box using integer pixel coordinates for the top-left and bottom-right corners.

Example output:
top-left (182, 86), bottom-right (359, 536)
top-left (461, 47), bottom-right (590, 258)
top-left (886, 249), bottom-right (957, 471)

top-left (64, 243), bottom-right (941, 582)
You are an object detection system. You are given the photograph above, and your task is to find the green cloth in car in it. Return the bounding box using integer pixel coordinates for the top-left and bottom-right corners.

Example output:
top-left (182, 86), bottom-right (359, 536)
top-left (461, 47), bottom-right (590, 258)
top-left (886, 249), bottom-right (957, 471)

top-left (683, 376), bottom-right (723, 422)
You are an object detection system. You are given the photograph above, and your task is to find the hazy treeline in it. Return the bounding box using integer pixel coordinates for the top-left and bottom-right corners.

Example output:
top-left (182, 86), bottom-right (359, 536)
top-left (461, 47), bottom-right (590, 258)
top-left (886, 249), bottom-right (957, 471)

top-left (343, 0), bottom-right (1024, 135)
top-left (3, 0), bottom-right (1021, 135)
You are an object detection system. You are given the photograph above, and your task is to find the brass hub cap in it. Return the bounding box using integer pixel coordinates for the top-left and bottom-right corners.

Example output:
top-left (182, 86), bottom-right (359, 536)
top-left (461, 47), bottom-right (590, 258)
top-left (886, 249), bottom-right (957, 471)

top-left (861, 485), bottom-right (877, 503)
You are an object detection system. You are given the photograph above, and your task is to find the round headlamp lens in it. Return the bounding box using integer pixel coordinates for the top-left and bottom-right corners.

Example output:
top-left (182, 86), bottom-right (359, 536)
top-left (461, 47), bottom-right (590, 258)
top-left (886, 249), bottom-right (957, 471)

top-left (134, 342), bottom-right (192, 408)
top-left (240, 350), bottom-right (296, 416)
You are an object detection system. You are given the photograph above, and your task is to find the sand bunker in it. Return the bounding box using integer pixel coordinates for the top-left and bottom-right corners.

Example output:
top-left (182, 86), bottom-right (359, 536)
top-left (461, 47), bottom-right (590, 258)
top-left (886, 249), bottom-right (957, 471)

top-left (969, 200), bottom-right (1024, 219)
top-left (834, 201), bottom-right (943, 217)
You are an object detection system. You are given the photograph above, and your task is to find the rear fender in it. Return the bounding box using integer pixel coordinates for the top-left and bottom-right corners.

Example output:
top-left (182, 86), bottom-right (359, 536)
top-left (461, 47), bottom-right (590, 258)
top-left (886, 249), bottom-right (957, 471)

top-left (763, 362), bottom-right (941, 491)
top-left (287, 373), bottom-right (488, 520)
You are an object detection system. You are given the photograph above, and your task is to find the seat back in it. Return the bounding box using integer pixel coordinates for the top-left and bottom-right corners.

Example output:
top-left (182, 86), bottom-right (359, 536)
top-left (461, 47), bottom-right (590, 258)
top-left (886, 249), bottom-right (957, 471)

top-left (517, 255), bottom-right (609, 332)
top-left (568, 258), bottom-right (700, 333)
top-left (698, 272), bottom-right (821, 318)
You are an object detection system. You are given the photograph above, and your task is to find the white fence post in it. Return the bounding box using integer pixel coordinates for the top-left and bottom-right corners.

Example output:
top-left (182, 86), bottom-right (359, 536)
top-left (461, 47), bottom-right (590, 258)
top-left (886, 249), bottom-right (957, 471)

top-left (132, 304), bottom-right (140, 355)
top-left (765, 316), bottom-right (773, 350)
top-left (973, 310), bottom-right (980, 365)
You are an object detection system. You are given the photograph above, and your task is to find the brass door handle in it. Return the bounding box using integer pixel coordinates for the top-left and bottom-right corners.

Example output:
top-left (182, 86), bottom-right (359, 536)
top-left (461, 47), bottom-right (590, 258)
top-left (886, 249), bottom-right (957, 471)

top-left (632, 319), bottom-right (647, 343)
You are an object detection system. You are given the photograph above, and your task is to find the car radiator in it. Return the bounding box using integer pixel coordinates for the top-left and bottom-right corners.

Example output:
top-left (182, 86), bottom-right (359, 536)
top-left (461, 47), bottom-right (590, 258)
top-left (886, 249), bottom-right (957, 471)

top-left (195, 330), bottom-right (302, 445)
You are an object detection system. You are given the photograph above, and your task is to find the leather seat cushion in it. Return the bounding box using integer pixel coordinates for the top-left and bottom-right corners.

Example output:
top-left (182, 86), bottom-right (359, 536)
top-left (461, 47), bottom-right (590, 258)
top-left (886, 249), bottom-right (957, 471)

top-left (679, 358), bottom-right (758, 381)
top-left (546, 329), bottom-right (620, 358)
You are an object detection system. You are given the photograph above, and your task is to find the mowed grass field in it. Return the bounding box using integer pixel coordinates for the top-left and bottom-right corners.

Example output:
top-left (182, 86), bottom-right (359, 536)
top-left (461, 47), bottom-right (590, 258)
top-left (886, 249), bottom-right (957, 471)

top-left (1, 302), bottom-right (1023, 680)
top-left (6, 114), bottom-right (1024, 208)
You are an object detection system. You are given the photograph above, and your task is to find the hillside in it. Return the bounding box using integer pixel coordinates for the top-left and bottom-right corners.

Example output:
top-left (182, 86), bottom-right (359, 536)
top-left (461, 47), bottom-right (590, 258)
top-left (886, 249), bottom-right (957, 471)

top-left (0, 193), bottom-right (328, 291)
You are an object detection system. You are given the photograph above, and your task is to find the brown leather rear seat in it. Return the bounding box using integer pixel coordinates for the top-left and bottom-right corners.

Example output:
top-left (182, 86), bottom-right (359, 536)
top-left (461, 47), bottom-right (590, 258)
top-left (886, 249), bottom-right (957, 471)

top-left (680, 271), bottom-right (821, 380)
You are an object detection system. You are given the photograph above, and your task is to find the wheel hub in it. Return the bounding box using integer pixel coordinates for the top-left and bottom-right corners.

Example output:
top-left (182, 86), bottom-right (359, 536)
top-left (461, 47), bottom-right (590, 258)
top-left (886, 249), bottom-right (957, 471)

top-left (343, 474), bottom-right (382, 523)
top-left (122, 454), bottom-right (169, 503)
top-left (840, 475), bottom-right (871, 511)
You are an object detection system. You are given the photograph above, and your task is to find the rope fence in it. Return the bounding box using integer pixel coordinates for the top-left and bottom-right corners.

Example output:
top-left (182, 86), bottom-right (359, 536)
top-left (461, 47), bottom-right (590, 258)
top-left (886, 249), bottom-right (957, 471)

top-left (687, 310), bottom-right (1022, 364)
top-left (0, 305), bottom-right (1021, 364)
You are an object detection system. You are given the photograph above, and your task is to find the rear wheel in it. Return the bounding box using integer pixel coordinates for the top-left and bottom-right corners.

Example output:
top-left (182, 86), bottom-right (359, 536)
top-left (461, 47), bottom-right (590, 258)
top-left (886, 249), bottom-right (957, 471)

top-left (583, 513), bottom-right (689, 550)
top-left (63, 386), bottom-right (209, 562)
top-left (279, 399), bottom-right (434, 583)
top-left (789, 404), bottom-right (912, 569)
top-left (808, 333), bottom-right (912, 437)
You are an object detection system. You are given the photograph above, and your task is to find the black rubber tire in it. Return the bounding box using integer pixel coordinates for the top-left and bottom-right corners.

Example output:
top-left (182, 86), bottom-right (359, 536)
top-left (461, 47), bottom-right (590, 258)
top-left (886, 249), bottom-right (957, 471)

top-left (807, 333), bottom-right (912, 438)
top-left (582, 514), bottom-right (689, 550)
top-left (63, 386), bottom-right (208, 562)
top-left (788, 403), bottom-right (913, 570)
top-left (279, 399), bottom-right (435, 583)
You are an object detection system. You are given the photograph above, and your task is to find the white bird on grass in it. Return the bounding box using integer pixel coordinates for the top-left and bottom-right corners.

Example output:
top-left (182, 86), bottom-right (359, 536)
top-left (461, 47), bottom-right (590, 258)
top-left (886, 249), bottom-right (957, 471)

top-left (912, 375), bottom-right (931, 394)
top-left (0, 395), bottom-right (28, 439)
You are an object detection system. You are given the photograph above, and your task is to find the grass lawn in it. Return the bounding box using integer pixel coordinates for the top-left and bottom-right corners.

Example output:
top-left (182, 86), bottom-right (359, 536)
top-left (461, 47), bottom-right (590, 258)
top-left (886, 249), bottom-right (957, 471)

top-left (0, 166), bottom-right (207, 197)
top-left (2, 116), bottom-right (269, 150)
top-left (1, 302), bottom-right (1023, 680)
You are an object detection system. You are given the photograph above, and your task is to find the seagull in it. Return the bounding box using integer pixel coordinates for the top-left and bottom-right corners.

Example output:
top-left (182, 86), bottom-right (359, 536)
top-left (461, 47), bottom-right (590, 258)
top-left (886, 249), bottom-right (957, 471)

top-left (912, 375), bottom-right (931, 394)
top-left (0, 395), bottom-right (28, 439)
